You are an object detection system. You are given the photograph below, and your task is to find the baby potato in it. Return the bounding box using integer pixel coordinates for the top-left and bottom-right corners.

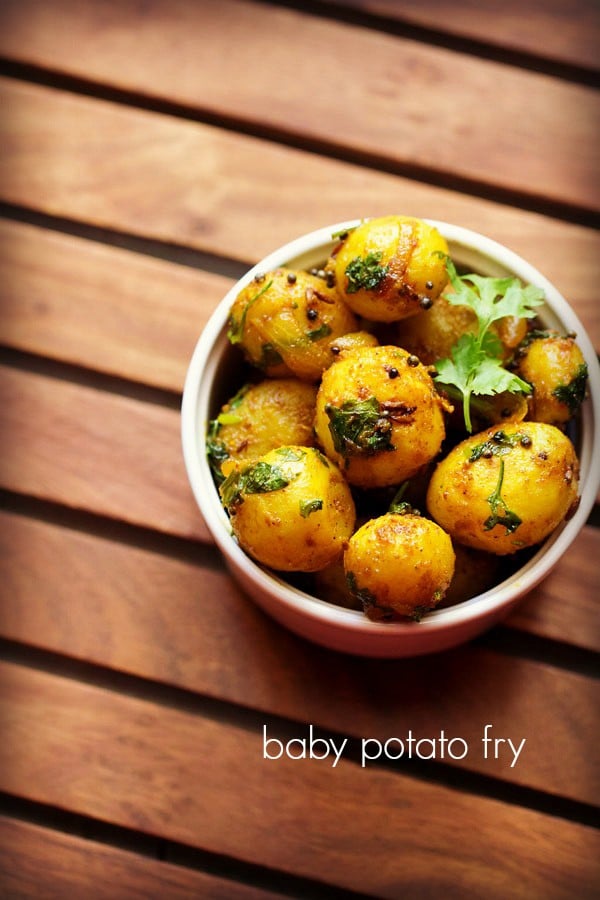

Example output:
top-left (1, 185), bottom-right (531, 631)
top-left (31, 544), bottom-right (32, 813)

top-left (314, 345), bottom-right (450, 488)
top-left (220, 446), bottom-right (355, 572)
top-left (396, 294), bottom-right (527, 365)
top-left (207, 379), bottom-right (318, 480)
top-left (426, 422), bottom-right (579, 555)
top-left (513, 331), bottom-right (589, 425)
top-left (327, 215), bottom-right (449, 322)
top-left (227, 268), bottom-right (357, 380)
top-left (343, 513), bottom-right (455, 620)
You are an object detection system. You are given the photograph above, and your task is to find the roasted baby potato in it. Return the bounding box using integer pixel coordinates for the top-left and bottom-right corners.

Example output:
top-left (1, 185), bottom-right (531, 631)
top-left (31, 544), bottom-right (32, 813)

top-left (426, 422), bottom-right (579, 554)
top-left (314, 345), bottom-right (450, 488)
top-left (327, 215), bottom-right (449, 322)
top-left (219, 446), bottom-right (355, 572)
top-left (227, 268), bottom-right (357, 380)
top-left (513, 331), bottom-right (588, 425)
top-left (343, 513), bottom-right (455, 620)
top-left (207, 379), bottom-right (318, 480)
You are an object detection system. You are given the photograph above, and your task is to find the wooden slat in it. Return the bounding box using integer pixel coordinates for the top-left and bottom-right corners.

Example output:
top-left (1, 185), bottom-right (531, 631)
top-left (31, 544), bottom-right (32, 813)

top-left (0, 219), bottom-right (598, 391)
top-left (0, 661), bottom-right (598, 898)
top-left (0, 220), bottom-right (232, 393)
top-left (0, 510), bottom-right (597, 805)
top-left (0, 366), bottom-right (207, 542)
top-left (506, 526), bottom-right (600, 648)
top-left (0, 79), bottom-right (598, 352)
top-left (0, 2), bottom-right (597, 212)
top-left (331, 0), bottom-right (600, 73)
top-left (0, 816), bottom-right (277, 900)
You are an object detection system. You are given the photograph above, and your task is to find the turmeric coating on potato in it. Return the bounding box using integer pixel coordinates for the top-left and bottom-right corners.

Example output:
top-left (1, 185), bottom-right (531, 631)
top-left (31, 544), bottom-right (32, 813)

top-left (227, 268), bottom-right (357, 381)
top-left (328, 216), bottom-right (449, 322)
top-left (344, 513), bottom-right (456, 620)
top-left (426, 422), bottom-right (579, 555)
top-left (207, 379), bottom-right (317, 479)
top-left (513, 331), bottom-right (588, 426)
top-left (314, 345), bottom-right (451, 488)
top-left (220, 446), bottom-right (355, 572)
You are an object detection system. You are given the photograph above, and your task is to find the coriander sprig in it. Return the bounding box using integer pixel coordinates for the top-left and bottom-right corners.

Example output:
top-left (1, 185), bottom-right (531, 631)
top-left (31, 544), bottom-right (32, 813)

top-left (433, 257), bottom-right (543, 432)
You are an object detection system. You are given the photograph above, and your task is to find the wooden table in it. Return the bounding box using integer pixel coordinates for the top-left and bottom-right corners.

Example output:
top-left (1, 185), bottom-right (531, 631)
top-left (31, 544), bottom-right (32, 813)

top-left (0, 2), bottom-right (598, 897)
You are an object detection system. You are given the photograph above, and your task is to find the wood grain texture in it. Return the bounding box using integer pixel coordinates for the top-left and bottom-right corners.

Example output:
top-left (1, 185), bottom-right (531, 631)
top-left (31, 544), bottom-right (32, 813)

top-left (0, 510), bottom-right (597, 804)
top-left (0, 816), bottom-right (278, 900)
top-left (0, 216), bottom-right (598, 392)
top-left (329, 0), bottom-right (600, 72)
top-left (506, 526), bottom-right (600, 648)
top-left (0, 366), bottom-right (207, 542)
top-left (0, 1), bottom-right (597, 211)
top-left (0, 661), bottom-right (598, 899)
top-left (0, 78), bottom-right (598, 355)
top-left (0, 220), bottom-right (232, 393)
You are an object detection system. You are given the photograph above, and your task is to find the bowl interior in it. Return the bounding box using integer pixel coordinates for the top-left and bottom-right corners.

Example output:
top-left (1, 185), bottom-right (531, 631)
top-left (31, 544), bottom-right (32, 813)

top-left (182, 220), bottom-right (600, 641)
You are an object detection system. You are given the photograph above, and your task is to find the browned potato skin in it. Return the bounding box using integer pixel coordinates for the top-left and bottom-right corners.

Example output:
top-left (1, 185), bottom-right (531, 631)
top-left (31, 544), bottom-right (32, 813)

top-left (513, 333), bottom-right (588, 425)
top-left (328, 216), bottom-right (449, 322)
top-left (213, 379), bottom-right (317, 470)
top-left (314, 345), bottom-right (450, 488)
top-left (426, 422), bottom-right (579, 555)
top-left (396, 294), bottom-right (527, 365)
top-left (222, 446), bottom-right (356, 572)
top-left (344, 513), bottom-right (455, 619)
top-left (228, 268), bottom-right (357, 380)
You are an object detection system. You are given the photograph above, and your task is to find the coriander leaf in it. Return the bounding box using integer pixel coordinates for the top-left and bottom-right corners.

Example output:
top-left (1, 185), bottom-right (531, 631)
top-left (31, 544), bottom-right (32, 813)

top-left (345, 252), bottom-right (389, 293)
top-left (469, 430), bottom-right (529, 461)
top-left (484, 459), bottom-right (522, 534)
top-left (434, 259), bottom-right (543, 432)
top-left (227, 279), bottom-right (273, 345)
top-left (299, 498), bottom-right (323, 518)
top-left (306, 323), bottom-right (332, 342)
top-left (219, 460), bottom-right (291, 508)
top-left (552, 362), bottom-right (588, 413)
top-left (243, 461), bottom-right (290, 494)
top-left (326, 397), bottom-right (395, 458)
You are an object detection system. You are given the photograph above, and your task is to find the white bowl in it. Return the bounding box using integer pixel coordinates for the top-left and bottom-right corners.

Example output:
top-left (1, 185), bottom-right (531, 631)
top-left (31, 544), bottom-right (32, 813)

top-left (182, 220), bottom-right (600, 657)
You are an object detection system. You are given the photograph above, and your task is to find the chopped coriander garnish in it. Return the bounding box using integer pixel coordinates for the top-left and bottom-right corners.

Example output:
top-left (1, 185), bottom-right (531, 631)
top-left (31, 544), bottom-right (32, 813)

top-left (345, 252), bottom-right (389, 293)
top-left (257, 342), bottom-right (284, 370)
top-left (299, 498), bottom-right (323, 518)
top-left (484, 459), bottom-right (522, 534)
top-left (206, 419), bottom-right (229, 485)
top-left (220, 460), bottom-right (291, 508)
top-left (227, 279), bottom-right (273, 345)
top-left (469, 430), bottom-right (529, 461)
top-left (306, 323), bottom-right (332, 342)
top-left (434, 257), bottom-right (543, 432)
top-left (552, 362), bottom-right (588, 413)
top-left (217, 411), bottom-right (243, 426)
top-left (325, 397), bottom-right (395, 458)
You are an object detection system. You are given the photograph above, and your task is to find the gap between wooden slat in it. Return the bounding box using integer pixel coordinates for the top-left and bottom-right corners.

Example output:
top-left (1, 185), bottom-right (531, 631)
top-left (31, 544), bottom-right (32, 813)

top-left (0, 804), bottom-right (365, 900)
top-left (0, 634), bottom-right (597, 828)
top-left (0, 659), bottom-right (597, 898)
top-left (0, 62), bottom-right (597, 228)
top-left (0, 203), bottom-right (251, 280)
top-left (265, 0), bottom-right (600, 83)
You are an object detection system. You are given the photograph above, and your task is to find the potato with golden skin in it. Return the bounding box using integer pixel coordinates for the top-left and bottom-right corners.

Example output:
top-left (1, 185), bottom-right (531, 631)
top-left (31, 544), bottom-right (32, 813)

top-left (220, 446), bottom-right (355, 572)
top-left (343, 513), bottom-right (455, 620)
top-left (328, 215), bottom-right (449, 322)
top-left (207, 379), bottom-right (318, 480)
top-left (513, 332), bottom-right (588, 425)
top-left (227, 268), bottom-right (357, 380)
top-left (426, 422), bottom-right (579, 555)
top-left (314, 345), bottom-right (450, 488)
